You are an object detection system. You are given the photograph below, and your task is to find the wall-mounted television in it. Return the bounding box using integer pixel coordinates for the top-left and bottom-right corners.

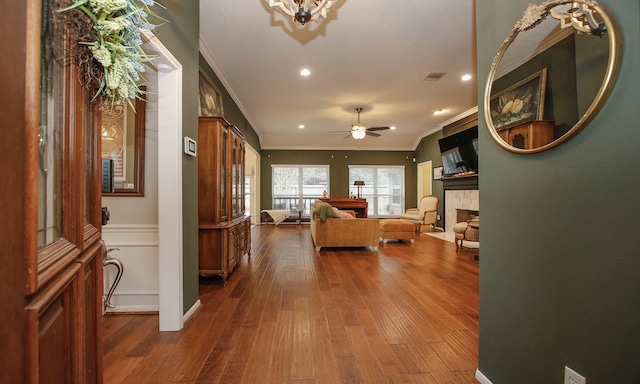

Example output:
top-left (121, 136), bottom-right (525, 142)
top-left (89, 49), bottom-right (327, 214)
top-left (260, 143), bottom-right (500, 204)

top-left (438, 126), bottom-right (478, 177)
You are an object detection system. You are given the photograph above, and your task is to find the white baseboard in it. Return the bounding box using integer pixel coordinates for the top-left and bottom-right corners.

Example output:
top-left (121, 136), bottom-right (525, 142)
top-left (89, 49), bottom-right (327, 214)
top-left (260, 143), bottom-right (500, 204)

top-left (183, 299), bottom-right (201, 324)
top-left (475, 369), bottom-right (494, 384)
top-left (106, 291), bottom-right (159, 313)
top-left (106, 305), bottom-right (159, 313)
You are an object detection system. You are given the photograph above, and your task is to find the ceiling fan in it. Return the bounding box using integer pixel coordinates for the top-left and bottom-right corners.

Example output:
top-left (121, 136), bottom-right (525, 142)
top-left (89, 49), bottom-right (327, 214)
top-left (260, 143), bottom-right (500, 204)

top-left (329, 107), bottom-right (391, 139)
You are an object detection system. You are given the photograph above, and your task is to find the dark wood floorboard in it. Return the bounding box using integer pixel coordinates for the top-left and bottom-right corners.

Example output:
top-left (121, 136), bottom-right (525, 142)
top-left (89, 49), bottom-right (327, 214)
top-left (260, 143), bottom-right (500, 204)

top-left (104, 225), bottom-right (480, 384)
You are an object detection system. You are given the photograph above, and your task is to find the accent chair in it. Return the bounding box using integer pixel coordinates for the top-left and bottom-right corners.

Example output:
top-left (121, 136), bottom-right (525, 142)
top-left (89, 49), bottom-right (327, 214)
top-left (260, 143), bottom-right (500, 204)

top-left (399, 195), bottom-right (439, 233)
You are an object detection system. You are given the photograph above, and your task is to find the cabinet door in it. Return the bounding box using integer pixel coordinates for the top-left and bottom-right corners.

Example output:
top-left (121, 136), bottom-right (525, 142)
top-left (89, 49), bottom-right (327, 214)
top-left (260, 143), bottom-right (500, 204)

top-left (231, 133), bottom-right (245, 218)
top-left (507, 125), bottom-right (529, 149)
top-left (220, 126), bottom-right (229, 222)
top-left (199, 118), bottom-right (225, 224)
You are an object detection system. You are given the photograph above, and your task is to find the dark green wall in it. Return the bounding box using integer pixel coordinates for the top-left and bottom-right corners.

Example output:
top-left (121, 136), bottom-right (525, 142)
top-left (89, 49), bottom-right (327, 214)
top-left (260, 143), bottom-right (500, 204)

top-left (199, 55), bottom-right (262, 152)
top-left (493, 35), bottom-right (579, 138)
top-left (575, 32), bottom-right (609, 117)
top-left (260, 150), bottom-right (416, 212)
top-left (477, 1), bottom-right (640, 383)
top-left (414, 131), bottom-right (445, 228)
top-left (155, 0), bottom-right (200, 314)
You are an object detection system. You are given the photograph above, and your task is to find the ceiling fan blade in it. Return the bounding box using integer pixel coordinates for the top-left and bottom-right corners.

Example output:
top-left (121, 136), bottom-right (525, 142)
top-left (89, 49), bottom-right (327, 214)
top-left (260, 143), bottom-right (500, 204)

top-left (366, 131), bottom-right (381, 137)
top-left (366, 126), bottom-right (390, 131)
top-left (343, 134), bottom-right (352, 139)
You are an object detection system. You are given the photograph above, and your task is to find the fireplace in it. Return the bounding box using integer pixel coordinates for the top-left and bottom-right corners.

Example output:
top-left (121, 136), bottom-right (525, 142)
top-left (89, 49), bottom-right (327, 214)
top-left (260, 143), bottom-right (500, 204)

top-left (444, 190), bottom-right (479, 233)
top-left (457, 208), bottom-right (479, 223)
top-left (441, 175), bottom-right (479, 233)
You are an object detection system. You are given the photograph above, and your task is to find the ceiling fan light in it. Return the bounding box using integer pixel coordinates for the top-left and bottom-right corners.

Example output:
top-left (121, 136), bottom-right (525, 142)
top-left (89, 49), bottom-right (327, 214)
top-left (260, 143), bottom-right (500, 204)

top-left (352, 128), bottom-right (366, 140)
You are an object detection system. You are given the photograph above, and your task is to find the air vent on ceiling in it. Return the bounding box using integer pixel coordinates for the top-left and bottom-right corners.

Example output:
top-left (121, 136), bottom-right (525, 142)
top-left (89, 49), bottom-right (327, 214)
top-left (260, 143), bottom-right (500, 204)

top-left (423, 72), bottom-right (446, 81)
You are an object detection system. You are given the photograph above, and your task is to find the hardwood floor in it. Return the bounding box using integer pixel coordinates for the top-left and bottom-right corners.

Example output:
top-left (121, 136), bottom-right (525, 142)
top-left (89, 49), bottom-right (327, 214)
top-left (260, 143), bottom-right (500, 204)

top-left (104, 225), bottom-right (480, 383)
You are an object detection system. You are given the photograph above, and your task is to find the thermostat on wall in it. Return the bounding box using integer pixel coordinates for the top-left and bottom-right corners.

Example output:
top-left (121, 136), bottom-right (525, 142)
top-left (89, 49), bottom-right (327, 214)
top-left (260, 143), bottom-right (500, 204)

top-left (184, 136), bottom-right (197, 157)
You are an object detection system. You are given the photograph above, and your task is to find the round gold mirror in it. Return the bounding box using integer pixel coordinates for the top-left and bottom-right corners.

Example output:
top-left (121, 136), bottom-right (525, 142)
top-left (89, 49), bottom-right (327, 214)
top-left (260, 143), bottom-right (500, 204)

top-left (484, 0), bottom-right (622, 153)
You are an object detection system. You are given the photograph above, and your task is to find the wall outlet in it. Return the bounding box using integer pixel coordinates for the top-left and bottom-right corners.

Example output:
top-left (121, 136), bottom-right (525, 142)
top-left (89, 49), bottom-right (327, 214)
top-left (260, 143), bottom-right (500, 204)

top-left (564, 366), bottom-right (586, 384)
top-left (436, 214), bottom-right (441, 221)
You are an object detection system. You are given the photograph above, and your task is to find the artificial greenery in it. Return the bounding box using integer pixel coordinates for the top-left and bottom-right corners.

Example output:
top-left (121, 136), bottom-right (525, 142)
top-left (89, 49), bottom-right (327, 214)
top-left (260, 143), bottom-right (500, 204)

top-left (59, 0), bottom-right (163, 107)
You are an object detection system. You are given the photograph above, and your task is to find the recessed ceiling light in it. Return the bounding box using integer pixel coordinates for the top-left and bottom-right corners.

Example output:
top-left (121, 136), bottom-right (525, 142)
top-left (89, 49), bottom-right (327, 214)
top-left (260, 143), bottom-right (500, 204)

top-left (434, 109), bottom-right (445, 115)
top-left (300, 68), bottom-right (311, 76)
top-left (390, 126), bottom-right (396, 130)
top-left (461, 74), bottom-right (472, 81)
top-left (298, 125), bottom-right (305, 129)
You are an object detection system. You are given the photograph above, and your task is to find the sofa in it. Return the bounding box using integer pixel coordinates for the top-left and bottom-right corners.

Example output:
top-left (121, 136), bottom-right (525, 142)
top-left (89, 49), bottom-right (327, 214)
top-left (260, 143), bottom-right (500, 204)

top-left (310, 202), bottom-right (380, 251)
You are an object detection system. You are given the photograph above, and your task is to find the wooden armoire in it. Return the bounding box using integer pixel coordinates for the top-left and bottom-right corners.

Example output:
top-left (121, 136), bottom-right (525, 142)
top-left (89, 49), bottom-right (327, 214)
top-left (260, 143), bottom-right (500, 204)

top-left (198, 117), bottom-right (251, 286)
top-left (1, 1), bottom-right (104, 382)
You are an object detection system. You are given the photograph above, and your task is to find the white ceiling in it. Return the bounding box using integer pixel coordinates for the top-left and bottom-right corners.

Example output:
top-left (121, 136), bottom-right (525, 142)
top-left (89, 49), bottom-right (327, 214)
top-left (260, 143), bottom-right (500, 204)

top-left (199, 0), bottom-right (479, 151)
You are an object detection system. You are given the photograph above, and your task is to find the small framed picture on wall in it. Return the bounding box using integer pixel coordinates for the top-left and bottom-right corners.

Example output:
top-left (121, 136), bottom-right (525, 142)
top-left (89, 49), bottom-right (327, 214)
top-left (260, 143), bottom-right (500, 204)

top-left (198, 68), bottom-right (224, 117)
top-left (433, 166), bottom-right (444, 180)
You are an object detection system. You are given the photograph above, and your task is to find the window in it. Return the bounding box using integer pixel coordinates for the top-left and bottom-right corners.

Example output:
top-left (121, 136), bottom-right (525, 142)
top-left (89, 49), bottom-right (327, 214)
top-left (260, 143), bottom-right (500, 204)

top-left (272, 165), bottom-right (329, 215)
top-left (349, 166), bottom-right (404, 216)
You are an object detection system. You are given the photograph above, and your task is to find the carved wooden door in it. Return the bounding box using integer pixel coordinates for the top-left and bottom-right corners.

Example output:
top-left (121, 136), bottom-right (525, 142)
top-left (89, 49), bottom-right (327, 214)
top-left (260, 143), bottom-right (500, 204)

top-left (0, 1), bottom-right (104, 383)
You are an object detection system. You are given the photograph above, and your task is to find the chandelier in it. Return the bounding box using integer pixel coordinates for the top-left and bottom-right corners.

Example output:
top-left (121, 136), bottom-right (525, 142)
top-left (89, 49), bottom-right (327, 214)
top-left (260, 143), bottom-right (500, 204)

top-left (266, 0), bottom-right (338, 25)
top-left (550, 1), bottom-right (607, 37)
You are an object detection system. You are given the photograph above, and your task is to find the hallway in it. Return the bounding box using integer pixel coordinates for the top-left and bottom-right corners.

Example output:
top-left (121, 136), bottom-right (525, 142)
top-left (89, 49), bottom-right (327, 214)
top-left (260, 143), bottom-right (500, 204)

top-left (104, 225), bottom-right (480, 383)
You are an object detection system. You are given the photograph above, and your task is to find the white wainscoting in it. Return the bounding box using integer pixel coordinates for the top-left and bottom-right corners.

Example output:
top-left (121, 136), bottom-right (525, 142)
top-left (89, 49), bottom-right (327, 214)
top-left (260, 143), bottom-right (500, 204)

top-left (102, 224), bottom-right (159, 313)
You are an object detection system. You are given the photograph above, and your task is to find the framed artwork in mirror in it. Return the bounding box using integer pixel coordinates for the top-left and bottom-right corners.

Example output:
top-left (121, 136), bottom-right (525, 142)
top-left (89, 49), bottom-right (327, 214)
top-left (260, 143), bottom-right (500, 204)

top-left (199, 68), bottom-right (224, 117)
top-left (490, 68), bottom-right (546, 131)
top-left (101, 90), bottom-right (146, 196)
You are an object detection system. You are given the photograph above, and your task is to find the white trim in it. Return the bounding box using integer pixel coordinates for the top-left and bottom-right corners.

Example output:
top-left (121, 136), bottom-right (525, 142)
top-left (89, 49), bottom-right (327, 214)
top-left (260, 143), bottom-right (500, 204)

top-left (245, 144), bottom-right (260, 225)
top-left (105, 291), bottom-right (159, 313)
top-left (495, 27), bottom-right (573, 79)
top-left (438, 106), bottom-right (479, 130)
top-left (412, 106), bottom-right (479, 149)
top-left (102, 224), bottom-right (159, 246)
top-left (183, 299), bottom-right (202, 324)
top-left (142, 31), bottom-right (185, 332)
top-left (416, 160), bottom-right (433, 206)
top-left (199, 37), bottom-right (263, 138)
top-left (475, 369), bottom-right (494, 384)
top-left (107, 305), bottom-right (159, 313)
top-left (108, 290), bottom-right (158, 295)
top-left (102, 224), bottom-right (159, 232)
top-left (101, 243), bottom-right (158, 248)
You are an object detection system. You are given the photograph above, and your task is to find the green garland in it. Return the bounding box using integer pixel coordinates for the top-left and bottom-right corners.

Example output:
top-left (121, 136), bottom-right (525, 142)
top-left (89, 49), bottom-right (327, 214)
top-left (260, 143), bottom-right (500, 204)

top-left (59, 0), bottom-right (163, 107)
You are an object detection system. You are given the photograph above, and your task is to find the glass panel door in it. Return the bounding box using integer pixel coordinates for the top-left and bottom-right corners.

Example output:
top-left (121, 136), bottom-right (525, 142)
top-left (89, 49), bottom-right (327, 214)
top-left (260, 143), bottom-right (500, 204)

top-left (37, 0), bottom-right (65, 248)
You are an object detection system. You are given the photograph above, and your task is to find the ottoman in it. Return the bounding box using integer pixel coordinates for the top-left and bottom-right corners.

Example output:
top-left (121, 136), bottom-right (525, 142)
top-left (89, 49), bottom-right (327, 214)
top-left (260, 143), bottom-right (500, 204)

top-left (379, 219), bottom-right (416, 244)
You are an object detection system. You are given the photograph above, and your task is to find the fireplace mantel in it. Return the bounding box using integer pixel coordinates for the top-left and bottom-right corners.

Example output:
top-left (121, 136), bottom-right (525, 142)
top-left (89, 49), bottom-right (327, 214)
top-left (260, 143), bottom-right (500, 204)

top-left (440, 175), bottom-right (478, 191)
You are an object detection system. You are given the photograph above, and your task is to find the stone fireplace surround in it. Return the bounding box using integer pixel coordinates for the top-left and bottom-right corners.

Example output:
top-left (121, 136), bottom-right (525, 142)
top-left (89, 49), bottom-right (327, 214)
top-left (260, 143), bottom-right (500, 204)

top-left (441, 175), bottom-right (479, 233)
top-left (444, 190), bottom-right (479, 233)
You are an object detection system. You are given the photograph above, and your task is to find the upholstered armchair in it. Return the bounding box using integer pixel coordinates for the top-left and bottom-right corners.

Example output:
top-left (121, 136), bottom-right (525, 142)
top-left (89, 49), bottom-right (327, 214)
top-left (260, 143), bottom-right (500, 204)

top-left (453, 217), bottom-right (479, 251)
top-left (399, 195), bottom-right (439, 233)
